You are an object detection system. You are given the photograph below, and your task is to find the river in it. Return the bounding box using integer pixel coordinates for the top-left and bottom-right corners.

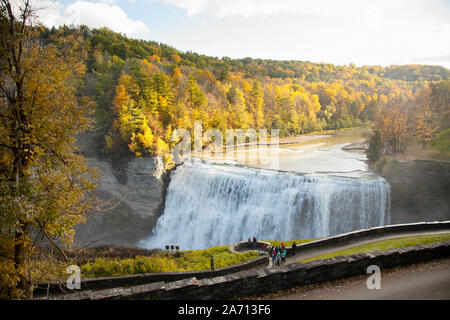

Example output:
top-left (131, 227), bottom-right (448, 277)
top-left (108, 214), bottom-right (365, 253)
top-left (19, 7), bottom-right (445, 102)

top-left (202, 127), bottom-right (372, 177)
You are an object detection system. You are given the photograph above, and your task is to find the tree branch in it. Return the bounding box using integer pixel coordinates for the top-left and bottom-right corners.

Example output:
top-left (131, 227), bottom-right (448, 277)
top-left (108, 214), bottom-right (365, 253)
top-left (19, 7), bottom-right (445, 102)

top-left (36, 220), bottom-right (69, 262)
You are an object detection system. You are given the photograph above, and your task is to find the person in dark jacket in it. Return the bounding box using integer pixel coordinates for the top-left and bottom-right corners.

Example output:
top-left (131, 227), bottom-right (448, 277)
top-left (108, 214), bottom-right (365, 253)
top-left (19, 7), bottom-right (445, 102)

top-left (292, 241), bottom-right (297, 256)
top-left (281, 248), bottom-right (287, 263)
top-left (266, 245), bottom-right (271, 256)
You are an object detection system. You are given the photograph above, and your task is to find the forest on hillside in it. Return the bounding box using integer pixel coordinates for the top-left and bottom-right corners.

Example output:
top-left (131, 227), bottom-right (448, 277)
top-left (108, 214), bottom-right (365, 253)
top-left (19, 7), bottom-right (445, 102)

top-left (42, 26), bottom-right (450, 165)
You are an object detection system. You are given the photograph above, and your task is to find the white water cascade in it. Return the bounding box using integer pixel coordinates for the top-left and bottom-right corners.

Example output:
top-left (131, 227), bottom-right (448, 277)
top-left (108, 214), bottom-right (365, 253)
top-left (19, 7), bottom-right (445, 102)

top-left (142, 161), bottom-right (390, 250)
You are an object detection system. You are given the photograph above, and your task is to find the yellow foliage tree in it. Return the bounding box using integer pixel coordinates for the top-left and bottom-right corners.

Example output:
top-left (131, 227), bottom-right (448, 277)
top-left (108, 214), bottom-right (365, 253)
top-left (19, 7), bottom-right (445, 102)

top-left (0, 0), bottom-right (98, 298)
top-left (413, 86), bottom-right (440, 148)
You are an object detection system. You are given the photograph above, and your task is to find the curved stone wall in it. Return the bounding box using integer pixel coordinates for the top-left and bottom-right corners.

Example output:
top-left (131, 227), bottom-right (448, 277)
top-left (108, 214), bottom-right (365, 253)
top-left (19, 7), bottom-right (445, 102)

top-left (37, 221), bottom-right (450, 299)
top-left (42, 240), bottom-right (450, 300)
top-left (35, 249), bottom-right (267, 296)
top-left (286, 220), bottom-right (450, 254)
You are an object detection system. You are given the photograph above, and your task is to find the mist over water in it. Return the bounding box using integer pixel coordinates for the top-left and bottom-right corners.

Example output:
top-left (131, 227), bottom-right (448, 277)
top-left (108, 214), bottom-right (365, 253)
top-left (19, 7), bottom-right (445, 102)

top-left (142, 161), bottom-right (390, 250)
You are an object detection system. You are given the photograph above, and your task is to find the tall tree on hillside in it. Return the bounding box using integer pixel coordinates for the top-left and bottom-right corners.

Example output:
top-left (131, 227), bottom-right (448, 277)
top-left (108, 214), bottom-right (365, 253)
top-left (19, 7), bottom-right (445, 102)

top-left (249, 81), bottom-right (265, 128)
top-left (412, 86), bottom-right (440, 149)
top-left (366, 129), bottom-right (384, 163)
top-left (0, 0), bottom-right (97, 298)
top-left (377, 104), bottom-right (409, 154)
top-left (430, 80), bottom-right (450, 130)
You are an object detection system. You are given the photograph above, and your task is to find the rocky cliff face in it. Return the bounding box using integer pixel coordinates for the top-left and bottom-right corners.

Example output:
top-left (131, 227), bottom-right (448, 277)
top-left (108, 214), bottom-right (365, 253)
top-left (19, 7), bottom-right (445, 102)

top-left (73, 156), bottom-right (170, 247)
top-left (378, 159), bottom-right (450, 224)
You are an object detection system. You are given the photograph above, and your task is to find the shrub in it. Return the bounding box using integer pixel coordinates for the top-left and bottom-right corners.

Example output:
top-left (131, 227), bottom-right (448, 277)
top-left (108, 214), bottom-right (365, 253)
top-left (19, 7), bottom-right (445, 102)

top-left (431, 128), bottom-right (450, 154)
top-left (78, 245), bottom-right (259, 278)
top-left (81, 255), bottom-right (181, 278)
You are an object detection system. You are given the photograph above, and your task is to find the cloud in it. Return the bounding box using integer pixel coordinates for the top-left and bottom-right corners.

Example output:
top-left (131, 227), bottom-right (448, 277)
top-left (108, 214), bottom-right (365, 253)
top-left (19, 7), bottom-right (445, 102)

top-left (26, 0), bottom-right (450, 68)
top-left (159, 0), bottom-right (450, 68)
top-left (414, 54), bottom-right (450, 64)
top-left (36, 1), bottom-right (150, 38)
top-left (161, 0), bottom-right (399, 19)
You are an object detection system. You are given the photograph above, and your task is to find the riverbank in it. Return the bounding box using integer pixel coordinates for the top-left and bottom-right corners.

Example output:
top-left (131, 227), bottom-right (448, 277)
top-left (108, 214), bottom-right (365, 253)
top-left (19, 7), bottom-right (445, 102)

top-left (392, 141), bottom-right (450, 162)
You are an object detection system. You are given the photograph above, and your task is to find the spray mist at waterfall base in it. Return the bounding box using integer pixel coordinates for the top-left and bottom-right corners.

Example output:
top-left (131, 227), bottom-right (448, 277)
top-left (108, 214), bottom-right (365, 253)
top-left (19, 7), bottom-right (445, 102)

top-left (140, 161), bottom-right (390, 250)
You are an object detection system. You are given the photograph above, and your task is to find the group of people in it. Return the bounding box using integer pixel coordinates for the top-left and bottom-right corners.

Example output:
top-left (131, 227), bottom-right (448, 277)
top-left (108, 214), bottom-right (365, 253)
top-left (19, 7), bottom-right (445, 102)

top-left (247, 236), bottom-right (299, 267)
top-left (248, 236), bottom-right (258, 248)
top-left (264, 241), bottom-right (298, 267)
top-left (267, 243), bottom-right (287, 266)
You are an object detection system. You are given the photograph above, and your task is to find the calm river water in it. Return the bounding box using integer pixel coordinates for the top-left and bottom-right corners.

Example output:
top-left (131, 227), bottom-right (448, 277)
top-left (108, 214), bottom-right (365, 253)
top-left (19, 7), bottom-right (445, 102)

top-left (202, 127), bottom-right (372, 177)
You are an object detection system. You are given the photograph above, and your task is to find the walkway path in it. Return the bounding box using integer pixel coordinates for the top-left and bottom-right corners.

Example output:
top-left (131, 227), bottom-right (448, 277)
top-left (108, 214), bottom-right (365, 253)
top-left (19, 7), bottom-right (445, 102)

top-left (274, 257), bottom-right (450, 300)
top-left (259, 229), bottom-right (450, 269)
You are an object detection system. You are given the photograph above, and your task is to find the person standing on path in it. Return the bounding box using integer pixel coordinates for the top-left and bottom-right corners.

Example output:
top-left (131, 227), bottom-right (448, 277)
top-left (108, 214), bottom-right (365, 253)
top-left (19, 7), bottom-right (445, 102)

top-left (292, 241), bottom-right (297, 256)
top-left (271, 248), bottom-right (276, 267)
top-left (281, 248), bottom-right (287, 264)
top-left (266, 245), bottom-right (272, 257)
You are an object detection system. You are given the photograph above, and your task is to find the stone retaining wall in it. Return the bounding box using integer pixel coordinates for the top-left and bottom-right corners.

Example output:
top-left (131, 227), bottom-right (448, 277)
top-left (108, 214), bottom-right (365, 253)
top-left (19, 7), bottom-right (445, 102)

top-left (279, 220), bottom-right (450, 256)
top-left (35, 247), bottom-right (268, 296)
top-left (44, 240), bottom-right (450, 300)
top-left (230, 241), bottom-right (271, 253)
top-left (36, 221), bottom-right (450, 298)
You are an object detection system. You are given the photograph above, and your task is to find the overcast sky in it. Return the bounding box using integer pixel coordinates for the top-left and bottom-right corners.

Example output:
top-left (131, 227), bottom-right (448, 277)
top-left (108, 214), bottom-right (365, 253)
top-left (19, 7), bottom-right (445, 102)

top-left (27, 0), bottom-right (450, 68)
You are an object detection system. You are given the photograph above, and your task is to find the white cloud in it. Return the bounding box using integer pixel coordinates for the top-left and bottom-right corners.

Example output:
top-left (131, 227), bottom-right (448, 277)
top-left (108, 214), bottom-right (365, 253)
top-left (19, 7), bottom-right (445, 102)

top-left (414, 53), bottom-right (450, 64)
top-left (21, 0), bottom-right (450, 67)
top-left (162, 0), bottom-right (399, 20)
top-left (159, 0), bottom-right (450, 67)
top-left (35, 0), bottom-right (150, 38)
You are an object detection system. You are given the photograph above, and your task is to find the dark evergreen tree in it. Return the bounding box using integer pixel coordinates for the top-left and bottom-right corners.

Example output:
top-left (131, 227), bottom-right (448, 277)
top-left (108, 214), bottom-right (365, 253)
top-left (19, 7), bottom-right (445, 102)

top-left (366, 130), bottom-right (384, 163)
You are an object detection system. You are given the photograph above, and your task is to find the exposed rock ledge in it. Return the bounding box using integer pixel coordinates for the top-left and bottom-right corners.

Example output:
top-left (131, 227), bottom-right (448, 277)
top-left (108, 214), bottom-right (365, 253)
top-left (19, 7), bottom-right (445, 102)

top-left (73, 156), bottom-right (170, 247)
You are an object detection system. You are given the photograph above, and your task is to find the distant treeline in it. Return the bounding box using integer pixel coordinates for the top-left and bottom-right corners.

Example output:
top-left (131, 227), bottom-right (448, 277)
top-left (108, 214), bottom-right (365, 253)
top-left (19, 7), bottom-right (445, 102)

top-left (40, 25), bottom-right (450, 164)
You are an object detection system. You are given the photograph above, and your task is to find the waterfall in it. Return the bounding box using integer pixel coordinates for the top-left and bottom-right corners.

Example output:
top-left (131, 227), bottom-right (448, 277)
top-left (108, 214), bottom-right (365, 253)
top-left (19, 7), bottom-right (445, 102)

top-left (142, 161), bottom-right (390, 250)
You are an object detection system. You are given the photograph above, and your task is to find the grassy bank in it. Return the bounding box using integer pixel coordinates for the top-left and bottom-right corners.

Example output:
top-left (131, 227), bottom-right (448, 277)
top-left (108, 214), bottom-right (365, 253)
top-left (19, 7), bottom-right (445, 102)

top-left (80, 245), bottom-right (259, 278)
top-left (32, 245), bottom-right (260, 280)
top-left (392, 140), bottom-right (450, 162)
top-left (298, 233), bottom-right (450, 263)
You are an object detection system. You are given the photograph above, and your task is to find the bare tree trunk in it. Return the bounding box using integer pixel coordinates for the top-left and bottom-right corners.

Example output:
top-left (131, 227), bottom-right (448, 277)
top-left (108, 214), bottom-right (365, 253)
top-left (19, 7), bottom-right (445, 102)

top-left (13, 222), bottom-right (32, 298)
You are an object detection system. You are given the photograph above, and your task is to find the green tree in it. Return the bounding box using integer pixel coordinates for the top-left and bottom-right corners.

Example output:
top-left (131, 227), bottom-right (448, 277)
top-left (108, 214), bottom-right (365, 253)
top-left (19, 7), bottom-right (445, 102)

top-left (431, 128), bottom-right (450, 154)
top-left (186, 74), bottom-right (207, 110)
top-left (366, 130), bottom-right (384, 163)
top-left (249, 81), bottom-right (265, 128)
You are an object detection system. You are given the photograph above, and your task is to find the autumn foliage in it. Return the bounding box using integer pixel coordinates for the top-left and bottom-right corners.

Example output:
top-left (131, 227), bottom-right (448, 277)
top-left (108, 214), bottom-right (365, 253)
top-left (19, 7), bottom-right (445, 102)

top-left (0, 1), bottom-right (97, 298)
top-left (36, 26), bottom-right (449, 163)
